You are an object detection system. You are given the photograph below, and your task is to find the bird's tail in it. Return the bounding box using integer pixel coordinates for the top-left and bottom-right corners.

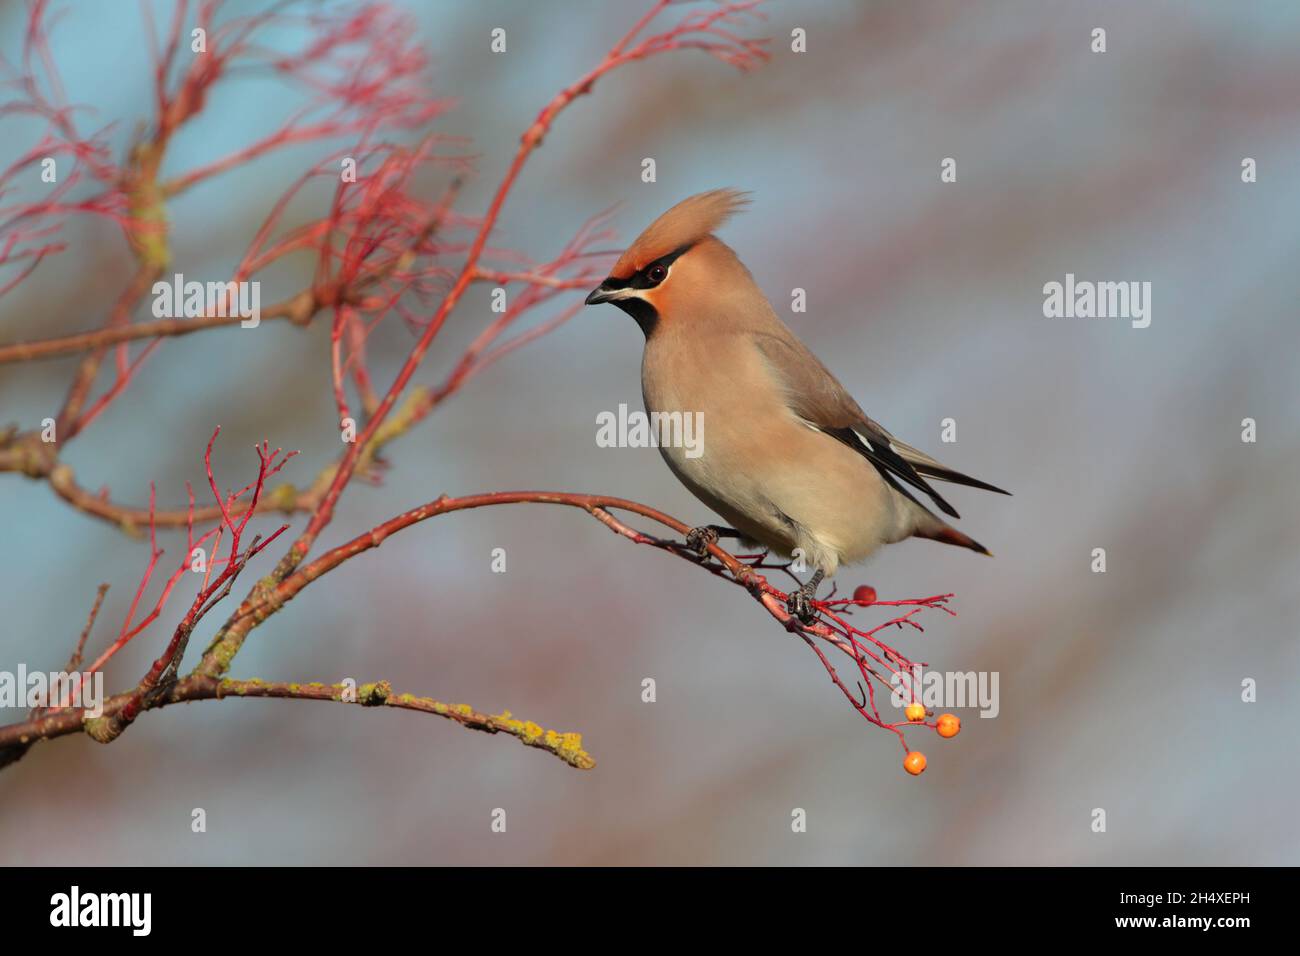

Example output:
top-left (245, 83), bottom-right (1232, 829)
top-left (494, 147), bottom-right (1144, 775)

top-left (912, 522), bottom-right (993, 557)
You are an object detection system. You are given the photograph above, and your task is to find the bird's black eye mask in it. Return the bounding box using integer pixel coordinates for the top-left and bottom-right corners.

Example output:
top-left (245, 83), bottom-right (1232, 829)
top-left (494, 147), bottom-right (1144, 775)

top-left (586, 245), bottom-right (691, 335)
top-left (602, 244), bottom-right (691, 291)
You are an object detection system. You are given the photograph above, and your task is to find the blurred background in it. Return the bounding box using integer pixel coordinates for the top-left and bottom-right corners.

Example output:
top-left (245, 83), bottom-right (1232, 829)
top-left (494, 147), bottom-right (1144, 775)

top-left (1, 0), bottom-right (1298, 865)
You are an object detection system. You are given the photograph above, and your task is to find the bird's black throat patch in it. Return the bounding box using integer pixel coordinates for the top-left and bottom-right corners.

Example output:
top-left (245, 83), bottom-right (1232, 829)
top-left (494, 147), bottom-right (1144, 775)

top-left (612, 297), bottom-right (659, 336)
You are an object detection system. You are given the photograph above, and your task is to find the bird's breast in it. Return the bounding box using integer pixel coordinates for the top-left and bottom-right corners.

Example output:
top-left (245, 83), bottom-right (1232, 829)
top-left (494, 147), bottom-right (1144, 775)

top-left (639, 328), bottom-right (797, 535)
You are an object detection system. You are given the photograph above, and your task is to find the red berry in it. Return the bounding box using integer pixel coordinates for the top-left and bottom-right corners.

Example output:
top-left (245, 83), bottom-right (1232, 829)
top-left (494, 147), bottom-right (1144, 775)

top-left (852, 585), bottom-right (877, 604)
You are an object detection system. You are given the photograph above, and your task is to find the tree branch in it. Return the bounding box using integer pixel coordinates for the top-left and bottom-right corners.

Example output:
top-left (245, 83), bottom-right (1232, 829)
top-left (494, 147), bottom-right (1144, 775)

top-left (0, 675), bottom-right (594, 771)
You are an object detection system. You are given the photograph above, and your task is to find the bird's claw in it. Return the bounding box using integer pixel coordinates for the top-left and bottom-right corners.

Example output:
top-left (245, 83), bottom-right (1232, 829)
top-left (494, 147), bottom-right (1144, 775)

top-left (787, 587), bottom-right (818, 625)
top-left (786, 568), bottom-right (825, 624)
top-left (685, 525), bottom-right (719, 556)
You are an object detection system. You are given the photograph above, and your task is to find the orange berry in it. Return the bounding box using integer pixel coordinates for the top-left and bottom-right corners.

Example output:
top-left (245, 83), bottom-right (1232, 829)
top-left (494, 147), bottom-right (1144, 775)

top-left (903, 751), bottom-right (927, 775)
top-left (904, 702), bottom-right (926, 722)
top-left (852, 585), bottom-right (877, 604)
top-left (936, 713), bottom-right (961, 738)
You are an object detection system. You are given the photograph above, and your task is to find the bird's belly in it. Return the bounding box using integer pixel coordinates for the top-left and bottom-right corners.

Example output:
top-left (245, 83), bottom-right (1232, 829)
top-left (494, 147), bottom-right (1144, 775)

top-left (656, 443), bottom-right (797, 550)
top-left (653, 408), bottom-right (906, 573)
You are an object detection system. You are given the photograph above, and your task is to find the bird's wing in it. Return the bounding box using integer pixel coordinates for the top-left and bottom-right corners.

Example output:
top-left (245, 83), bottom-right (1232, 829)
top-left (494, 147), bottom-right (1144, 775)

top-left (750, 330), bottom-right (1009, 519)
top-left (876, 431), bottom-right (1011, 496)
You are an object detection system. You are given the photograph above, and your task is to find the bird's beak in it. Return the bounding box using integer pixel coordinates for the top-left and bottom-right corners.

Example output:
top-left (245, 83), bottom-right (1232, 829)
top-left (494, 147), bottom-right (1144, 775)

top-left (585, 280), bottom-right (634, 306)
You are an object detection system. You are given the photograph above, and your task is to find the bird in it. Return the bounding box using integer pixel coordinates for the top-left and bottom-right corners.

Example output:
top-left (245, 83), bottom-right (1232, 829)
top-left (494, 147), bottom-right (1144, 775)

top-left (584, 189), bottom-right (1009, 621)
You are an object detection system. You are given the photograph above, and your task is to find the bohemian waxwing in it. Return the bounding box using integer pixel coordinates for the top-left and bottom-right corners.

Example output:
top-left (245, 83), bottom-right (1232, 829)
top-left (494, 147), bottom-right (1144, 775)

top-left (585, 189), bottom-right (1009, 619)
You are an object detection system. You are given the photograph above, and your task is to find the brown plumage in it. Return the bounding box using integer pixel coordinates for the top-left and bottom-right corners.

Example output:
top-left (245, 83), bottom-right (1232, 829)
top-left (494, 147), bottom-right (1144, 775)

top-left (585, 189), bottom-right (1008, 612)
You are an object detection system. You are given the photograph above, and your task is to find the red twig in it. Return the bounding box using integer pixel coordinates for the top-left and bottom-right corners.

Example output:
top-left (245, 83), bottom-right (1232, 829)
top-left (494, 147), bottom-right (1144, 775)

top-left (50, 430), bottom-right (292, 712)
top-left (72, 430), bottom-right (292, 738)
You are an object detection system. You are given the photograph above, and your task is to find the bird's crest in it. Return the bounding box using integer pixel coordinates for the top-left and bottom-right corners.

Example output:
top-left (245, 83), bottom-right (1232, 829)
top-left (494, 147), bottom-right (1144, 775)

top-left (611, 188), bottom-right (749, 278)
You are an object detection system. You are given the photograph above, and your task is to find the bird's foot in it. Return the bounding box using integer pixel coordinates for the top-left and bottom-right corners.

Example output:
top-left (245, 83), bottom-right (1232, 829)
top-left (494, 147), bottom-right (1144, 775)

top-left (684, 525), bottom-right (720, 557)
top-left (786, 569), bottom-right (826, 625)
top-left (787, 588), bottom-right (816, 624)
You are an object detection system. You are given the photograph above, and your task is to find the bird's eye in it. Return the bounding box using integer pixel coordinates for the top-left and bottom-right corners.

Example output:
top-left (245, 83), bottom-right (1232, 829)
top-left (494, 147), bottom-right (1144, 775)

top-left (646, 264), bottom-right (668, 285)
